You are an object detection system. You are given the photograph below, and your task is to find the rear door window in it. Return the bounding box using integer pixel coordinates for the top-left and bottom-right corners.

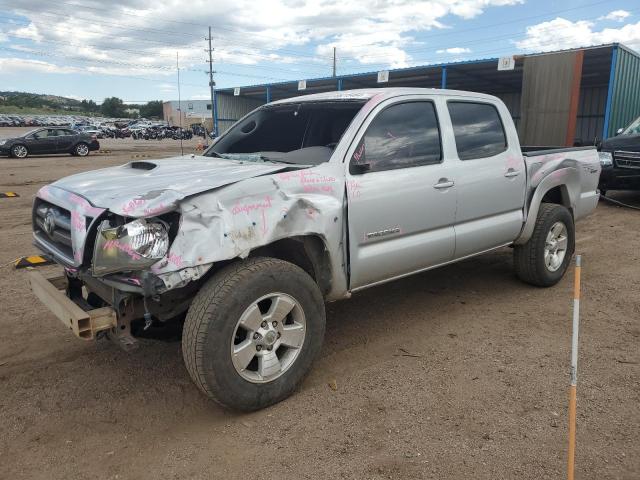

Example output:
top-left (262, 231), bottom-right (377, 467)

top-left (447, 102), bottom-right (507, 160)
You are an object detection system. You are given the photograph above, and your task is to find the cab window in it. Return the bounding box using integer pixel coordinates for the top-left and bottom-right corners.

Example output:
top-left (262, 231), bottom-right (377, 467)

top-left (352, 101), bottom-right (442, 173)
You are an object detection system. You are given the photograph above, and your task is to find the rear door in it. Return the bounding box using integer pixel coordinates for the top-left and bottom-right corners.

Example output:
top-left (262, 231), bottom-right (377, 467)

top-left (444, 99), bottom-right (526, 258)
top-left (56, 129), bottom-right (77, 152)
top-left (346, 96), bottom-right (457, 290)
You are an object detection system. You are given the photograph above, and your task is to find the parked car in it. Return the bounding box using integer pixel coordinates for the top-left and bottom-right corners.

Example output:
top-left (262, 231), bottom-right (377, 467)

top-left (598, 115), bottom-right (640, 194)
top-left (0, 127), bottom-right (99, 158)
top-left (28, 88), bottom-right (600, 411)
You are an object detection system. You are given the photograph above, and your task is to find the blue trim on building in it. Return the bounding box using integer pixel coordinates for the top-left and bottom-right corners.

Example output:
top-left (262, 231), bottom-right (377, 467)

top-left (602, 45), bottom-right (619, 139)
top-left (441, 66), bottom-right (447, 89)
top-left (214, 56), bottom-right (501, 95)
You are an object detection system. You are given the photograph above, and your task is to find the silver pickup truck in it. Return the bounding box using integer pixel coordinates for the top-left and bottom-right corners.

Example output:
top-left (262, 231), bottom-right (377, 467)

top-left (29, 88), bottom-right (601, 410)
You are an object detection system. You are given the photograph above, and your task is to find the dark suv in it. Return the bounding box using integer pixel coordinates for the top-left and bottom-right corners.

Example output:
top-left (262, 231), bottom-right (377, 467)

top-left (0, 127), bottom-right (100, 159)
top-left (599, 116), bottom-right (640, 194)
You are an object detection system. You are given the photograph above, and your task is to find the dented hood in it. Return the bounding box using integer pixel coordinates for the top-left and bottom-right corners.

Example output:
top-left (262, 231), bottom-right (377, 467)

top-left (49, 155), bottom-right (293, 216)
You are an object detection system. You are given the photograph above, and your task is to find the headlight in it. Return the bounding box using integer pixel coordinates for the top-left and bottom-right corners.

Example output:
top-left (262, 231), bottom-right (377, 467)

top-left (93, 218), bottom-right (169, 275)
top-left (598, 151), bottom-right (613, 167)
top-left (0, 140), bottom-right (6, 146)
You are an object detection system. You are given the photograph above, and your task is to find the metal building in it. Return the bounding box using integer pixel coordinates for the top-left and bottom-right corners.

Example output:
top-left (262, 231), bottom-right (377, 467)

top-left (163, 95), bottom-right (263, 131)
top-left (212, 43), bottom-right (640, 145)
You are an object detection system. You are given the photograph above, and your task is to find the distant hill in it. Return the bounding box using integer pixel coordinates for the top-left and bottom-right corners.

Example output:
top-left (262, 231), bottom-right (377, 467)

top-left (0, 91), bottom-right (98, 115)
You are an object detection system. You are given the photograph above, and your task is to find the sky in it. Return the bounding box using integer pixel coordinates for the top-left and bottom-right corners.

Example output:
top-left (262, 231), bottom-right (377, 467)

top-left (0, 0), bottom-right (639, 103)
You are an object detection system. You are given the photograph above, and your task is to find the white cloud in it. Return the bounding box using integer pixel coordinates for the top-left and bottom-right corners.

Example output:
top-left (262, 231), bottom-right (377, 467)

top-left (0, 57), bottom-right (81, 74)
top-left (0, 0), bottom-right (524, 78)
top-left (599, 10), bottom-right (631, 22)
top-left (436, 47), bottom-right (471, 54)
top-left (516, 17), bottom-right (640, 52)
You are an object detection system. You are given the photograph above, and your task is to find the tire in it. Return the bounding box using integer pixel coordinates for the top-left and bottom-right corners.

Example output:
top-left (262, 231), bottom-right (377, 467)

top-left (514, 203), bottom-right (575, 287)
top-left (182, 257), bottom-right (326, 411)
top-left (74, 142), bottom-right (90, 157)
top-left (11, 144), bottom-right (28, 159)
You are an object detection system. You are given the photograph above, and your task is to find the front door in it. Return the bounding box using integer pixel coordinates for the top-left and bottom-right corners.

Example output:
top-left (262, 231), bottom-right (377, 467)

top-left (25, 129), bottom-right (58, 154)
top-left (346, 98), bottom-right (457, 290)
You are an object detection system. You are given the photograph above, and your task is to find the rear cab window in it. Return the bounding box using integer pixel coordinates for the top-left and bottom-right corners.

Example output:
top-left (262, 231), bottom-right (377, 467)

top-left (447, 101), bottom-right (507, 160)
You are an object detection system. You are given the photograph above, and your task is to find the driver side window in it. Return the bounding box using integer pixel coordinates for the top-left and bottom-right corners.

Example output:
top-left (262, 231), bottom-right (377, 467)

top-left (352, 101), bottom-right (442, 173)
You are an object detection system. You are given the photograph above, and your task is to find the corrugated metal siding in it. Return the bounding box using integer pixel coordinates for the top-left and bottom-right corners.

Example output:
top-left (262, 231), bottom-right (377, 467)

top-left (216, 93), bottom-right (264, 134)
top-left (495, 92), bottom-right (521, 132)
top-left (519, 51), bottom-right (581, 145)
top-left (608, 47), bottom-right (640, 137)
top-left (576, 87), bottom-right (607, 145)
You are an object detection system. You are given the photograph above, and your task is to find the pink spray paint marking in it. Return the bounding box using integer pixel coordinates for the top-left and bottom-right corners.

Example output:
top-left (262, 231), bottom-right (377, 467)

top-left (347, 180), bottom-right (362, 198)
top-left (70, 210), bottom-right (85, 231)
top-left (277, 171), bottom-right (336, 192)
top-left (143, 203), bottom-right (167, 216)
top-left (122, 198), bottom-right (146, 215)
top-left (232, 196), bottom-right (273, 235)
top-left (103, 239), bottom-right (142, 261)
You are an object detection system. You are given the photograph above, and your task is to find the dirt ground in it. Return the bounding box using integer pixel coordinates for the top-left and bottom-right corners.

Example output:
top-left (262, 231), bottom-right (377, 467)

top-left (0, 127), bottom-right (638, 480)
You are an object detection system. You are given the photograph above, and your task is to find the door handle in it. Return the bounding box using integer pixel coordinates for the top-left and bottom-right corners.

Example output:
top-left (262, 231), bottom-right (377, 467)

top-left (504, 169), bottom-right (520, 178)
top-left (433, 179), bottom-right (455, 189)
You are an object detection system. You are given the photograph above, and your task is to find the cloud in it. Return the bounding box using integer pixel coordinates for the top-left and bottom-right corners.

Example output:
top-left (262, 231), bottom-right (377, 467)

top-left (0, 56), bottom-right (81, 74)
top-left (436, 47), bottom-right (471, 54)
top-left (598, 10), bottom-right (631, 22)
top-left (0, 0), bottom-right (524, 78)
top-left (516, 17), bottom-right (640, 52)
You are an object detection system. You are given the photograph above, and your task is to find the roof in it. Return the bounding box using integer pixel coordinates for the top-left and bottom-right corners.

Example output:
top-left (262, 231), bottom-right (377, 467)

top-left (269, 87), bottom-right (500, 105)
top-left (214, 43), bottom-right (639, 103)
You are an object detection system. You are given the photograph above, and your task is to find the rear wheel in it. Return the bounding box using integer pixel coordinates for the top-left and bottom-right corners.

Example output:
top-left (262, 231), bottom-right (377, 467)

top-left (74, 142), bottom-right (90, 157)
top-left (182, 257), bottom-right (326, 411)
top-left (11, 144), bottom-right (28, 158)
top-left (514, 203), bottom-right (574, 287)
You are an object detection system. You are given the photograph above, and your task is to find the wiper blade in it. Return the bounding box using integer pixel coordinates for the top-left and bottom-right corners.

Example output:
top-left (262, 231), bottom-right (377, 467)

top-left (259, 154), bottom-right (294, 164)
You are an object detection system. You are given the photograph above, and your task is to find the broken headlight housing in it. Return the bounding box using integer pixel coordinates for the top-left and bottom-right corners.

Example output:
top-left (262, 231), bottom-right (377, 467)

top-left (93, 218), bottom-right (169, 275)
top-left (598, 151), bottom-right (613, 167)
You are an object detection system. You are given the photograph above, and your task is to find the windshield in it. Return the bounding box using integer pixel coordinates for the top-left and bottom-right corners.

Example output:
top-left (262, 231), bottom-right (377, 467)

top-left (622, 116), bottom-right (640, 135)
top-left (205, 100), bottom-right (365, 165)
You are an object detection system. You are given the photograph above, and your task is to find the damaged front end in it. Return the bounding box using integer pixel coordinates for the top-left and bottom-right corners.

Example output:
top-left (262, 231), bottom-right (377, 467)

top-left (30, 157), bottom-right (348, 350)
top-left (32, 184), bottom-right (207, 349)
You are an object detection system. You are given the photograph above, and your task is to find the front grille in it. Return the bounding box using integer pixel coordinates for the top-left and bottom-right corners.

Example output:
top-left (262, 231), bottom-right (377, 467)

top-left (614, 150), bottom-right (640, 169)
top-left (33, 199), bottom-right (76, 261)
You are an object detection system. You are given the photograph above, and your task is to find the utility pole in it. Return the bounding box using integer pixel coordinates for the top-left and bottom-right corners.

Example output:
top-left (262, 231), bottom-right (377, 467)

top-left (332, 46), bottom-right (336, 77)
top-left (206, 26), bottom-right (216, 141)
top-left (177, 52), bottom-right (184, 156)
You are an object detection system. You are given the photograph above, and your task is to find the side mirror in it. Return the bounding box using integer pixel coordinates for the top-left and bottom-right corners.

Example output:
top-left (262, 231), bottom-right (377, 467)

top-left (616, 128), bottom-right (624, 135)
top-left (350, 162), bottom-right (371, 174)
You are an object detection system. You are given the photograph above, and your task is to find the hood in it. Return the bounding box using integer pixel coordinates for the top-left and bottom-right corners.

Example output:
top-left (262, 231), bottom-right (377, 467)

top-left (601, 133), bottom-right (640, 152)
top-left (48, 155), bottom-right (295, 216)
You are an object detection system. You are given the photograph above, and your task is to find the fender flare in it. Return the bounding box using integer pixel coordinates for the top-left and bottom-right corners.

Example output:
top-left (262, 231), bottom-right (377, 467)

top-left (514, 167), bottom-right (580, 245)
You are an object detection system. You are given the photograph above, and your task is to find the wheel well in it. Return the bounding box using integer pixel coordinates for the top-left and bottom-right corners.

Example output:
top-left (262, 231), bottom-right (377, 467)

top-left (541, 186), bottom-right (573, 216)
top-left (249, 236), bottom-right (332, 296)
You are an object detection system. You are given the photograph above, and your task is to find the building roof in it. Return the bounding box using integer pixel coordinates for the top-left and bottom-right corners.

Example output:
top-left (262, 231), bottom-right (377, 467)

top-left (215, 43), bottom-right (638, 103)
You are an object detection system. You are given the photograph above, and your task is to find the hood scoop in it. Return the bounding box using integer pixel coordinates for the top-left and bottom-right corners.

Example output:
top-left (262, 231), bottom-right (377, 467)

top-left (129, 161), bottom-right (157, 170)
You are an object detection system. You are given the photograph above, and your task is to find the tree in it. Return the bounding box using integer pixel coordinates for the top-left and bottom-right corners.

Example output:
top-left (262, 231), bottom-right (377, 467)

top-left (139, 100), bottom-right (163, 119)
top-left (100, 97), bottom-right (126, 117)
top-left (80, 99), bottom-right (99, 113)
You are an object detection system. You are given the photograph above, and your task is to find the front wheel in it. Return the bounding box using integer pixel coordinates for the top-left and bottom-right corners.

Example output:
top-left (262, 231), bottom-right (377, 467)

top-left (514, 203), bottom-right (575, 287)
top-left (11, 144), bottom-right (28, 158)
top-left (182, 257), bottom-right (326, 410)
